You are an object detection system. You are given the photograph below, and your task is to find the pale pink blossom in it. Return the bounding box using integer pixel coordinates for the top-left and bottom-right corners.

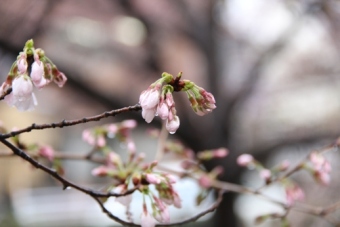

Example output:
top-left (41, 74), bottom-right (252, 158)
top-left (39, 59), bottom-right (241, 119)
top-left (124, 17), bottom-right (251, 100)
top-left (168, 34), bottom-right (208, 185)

top-left (31, 61), bottom-right (48, 88)
top-left (140, 86), bottom-right (160, 109)
top-left (166, 116), bottom-right (180, 134)
top-left (145, 173), bottom-right (162, 184)
top-left (156, 102), bottom-right (169, 120)
top-left (237, 154), bottom-right (254, 166)
top-left (142, 107), bottom-right (157, 123)
top-left (5, 75), bottom-right (37, 111)
top-left (17, 53), bottom-right (28, 74)
top-left (139, 85), bottom-right (161, 123)
top-left (285, 184), bottom-right (305, 206)
top-left (141, 206), bottom-right (156, 227)
top-left (38, 145), bottom-right (55, 161)
top-left (153, 197), bottom-right (170, 223)
top-left (309, 152), bottom-right (331, 186)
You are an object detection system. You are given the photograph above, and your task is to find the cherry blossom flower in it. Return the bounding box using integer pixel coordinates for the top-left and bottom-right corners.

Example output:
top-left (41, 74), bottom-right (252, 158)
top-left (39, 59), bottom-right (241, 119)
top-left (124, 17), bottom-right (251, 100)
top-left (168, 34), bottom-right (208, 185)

top-left (145, 173), bottom-right (162, 184)
top-left (166, 115), bottom-right (180, 134)
top-left (285, 184), bottom-right (305, 206)
top-left (5, 75), bottom-right (37, 111)
top-left (31, 61), bottom-right (48, 88)
top-left (139, 85), bottom-right (161, 123)
top-left (309, 152), bottom-right (331, 186)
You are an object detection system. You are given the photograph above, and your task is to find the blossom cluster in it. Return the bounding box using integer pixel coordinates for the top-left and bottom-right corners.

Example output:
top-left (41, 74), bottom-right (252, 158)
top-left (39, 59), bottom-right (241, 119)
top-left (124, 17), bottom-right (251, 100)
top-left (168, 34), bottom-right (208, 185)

top-left (139, 72), bottom-right (216, 134)
top-left (0, 39), bottom-right (67, 111)
top-left (84, 120), bottom-right (183, 227)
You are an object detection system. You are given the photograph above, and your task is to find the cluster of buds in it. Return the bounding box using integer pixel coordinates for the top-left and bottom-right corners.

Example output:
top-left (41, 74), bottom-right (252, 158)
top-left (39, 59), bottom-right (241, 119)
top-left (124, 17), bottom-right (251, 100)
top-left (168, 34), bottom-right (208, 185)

top-left (0, 39), bottom-right (67, 111)
top-left (139, 72), bottom-right (216, 134)
top-left (282, 180), bottom-right (305, 206)
top-left (82, 119), bottom-right (137, 152)
top-left (237, 154), bottom-right (274, 183)
top-left (305, 152), bottom-right (331, 186)
top-left (92, 153), bottom-right (182, 227)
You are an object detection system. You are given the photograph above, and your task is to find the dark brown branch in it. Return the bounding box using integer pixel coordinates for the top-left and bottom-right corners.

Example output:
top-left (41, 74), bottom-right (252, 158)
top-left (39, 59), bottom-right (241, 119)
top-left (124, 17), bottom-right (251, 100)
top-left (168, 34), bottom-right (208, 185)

top-left (0, 137), bottom-right (136, 198)
top-left (0, 104), bottom-right (141, 139)
top-left (0, 88), bottom-right (12, 100)
top-left (0, 136), bottom-right (226, 226)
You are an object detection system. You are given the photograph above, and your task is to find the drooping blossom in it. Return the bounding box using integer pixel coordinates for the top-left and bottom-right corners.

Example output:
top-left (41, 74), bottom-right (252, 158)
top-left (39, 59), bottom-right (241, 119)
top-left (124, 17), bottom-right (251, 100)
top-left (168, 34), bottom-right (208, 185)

top-left (140, 85), bottom-right (161, 123)
top-left (166, 115), bottom-right (180, 134)
top-left (1, 39), bottom-right (68, 111)
top-left (4, 75), bottom-right (37, 111)
top-left (31, 61), bottom-right (48, 88)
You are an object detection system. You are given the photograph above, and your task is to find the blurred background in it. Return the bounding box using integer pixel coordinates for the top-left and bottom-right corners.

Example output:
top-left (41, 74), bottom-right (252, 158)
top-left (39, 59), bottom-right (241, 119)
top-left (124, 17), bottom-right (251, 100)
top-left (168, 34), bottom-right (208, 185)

top-left (1, 0), bottom-right (340, 226)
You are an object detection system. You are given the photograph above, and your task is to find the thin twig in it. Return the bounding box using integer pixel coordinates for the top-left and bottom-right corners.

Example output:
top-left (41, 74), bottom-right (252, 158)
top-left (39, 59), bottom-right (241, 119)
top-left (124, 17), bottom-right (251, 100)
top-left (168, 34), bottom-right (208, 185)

top-left (0, 104), bottom-right (142, 139)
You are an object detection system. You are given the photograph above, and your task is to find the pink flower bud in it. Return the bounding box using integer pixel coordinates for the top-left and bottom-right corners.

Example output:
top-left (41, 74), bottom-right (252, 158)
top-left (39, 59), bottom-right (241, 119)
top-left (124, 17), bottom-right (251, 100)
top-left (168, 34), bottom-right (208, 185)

top-left (198, 174), bottom-right (213, 188)
top-left (142, 107), bottom-right (157, 123)
top-left (145, 173), bottom-right (162, 184)
top-left (31, 61), bottom-right (48, 88)
top-left (17, 53), bottom-right (28, 74)
top-left (213, 148), bottom-right (229, 158)
top-left (141, 206), bottom-right (156, 227)
top-left (237, 154), bottom-right (254, 166)
top-left (157, 102), bottom-right (169, 120)
top-left (285, 184), bottom-right (305, 206)
top-left (166, 115), bottom-right (180, 134)
top-left (38, 145), bottom-right (55, 161)
top-left (91, 166), bottom-right (108, 176)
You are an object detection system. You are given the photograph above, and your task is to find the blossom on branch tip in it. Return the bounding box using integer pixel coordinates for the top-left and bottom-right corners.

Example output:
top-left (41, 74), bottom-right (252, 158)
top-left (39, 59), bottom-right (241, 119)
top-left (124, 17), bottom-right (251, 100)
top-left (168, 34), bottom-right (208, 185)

top-left (1, 39), bottom-right (68, 111)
